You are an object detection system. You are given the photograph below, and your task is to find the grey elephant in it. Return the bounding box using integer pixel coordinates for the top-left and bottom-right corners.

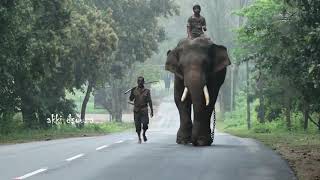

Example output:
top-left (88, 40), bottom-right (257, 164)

top-left (165, 37), bottom-right (231, 146)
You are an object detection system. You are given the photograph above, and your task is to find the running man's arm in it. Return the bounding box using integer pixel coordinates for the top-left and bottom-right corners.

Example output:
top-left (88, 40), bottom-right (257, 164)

top-left (147, 90), bottom-right (154, 117)
top-left (129, 88), bottom-right (135, 101)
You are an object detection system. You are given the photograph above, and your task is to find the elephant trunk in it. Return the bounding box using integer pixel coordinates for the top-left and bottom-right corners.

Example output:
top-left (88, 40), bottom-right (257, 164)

top-left (182, 70), bottom-right (211, 106)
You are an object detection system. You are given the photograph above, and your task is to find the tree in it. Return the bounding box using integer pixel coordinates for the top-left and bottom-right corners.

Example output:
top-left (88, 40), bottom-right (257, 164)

top-left (68, 0), bottom-right (118, 126)
top-left (0, 0), bottom-right (77, 129)
top-left (234, 0), bottom-right (320, 130)
top-left (93, 0), bottom-right (178, 121)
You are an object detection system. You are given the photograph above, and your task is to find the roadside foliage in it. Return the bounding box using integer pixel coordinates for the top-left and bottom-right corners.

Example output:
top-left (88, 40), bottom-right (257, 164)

top-left (225, 0), bottom-right (320, 132)
top-left (0, 0), bottom-right (178, 133)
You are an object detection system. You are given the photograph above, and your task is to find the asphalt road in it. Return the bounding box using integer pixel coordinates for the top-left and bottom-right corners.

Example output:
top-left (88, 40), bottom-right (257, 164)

top-left (0, 102), bottom-right (296, 180)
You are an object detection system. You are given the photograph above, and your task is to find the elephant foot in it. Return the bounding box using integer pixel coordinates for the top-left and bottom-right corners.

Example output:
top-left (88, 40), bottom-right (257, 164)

top-left (192, 136), bottom-right (213, 146)
top-left (176, 135), bottom-right (191, 145)
top-left (176, 127), bottom-right (192, 145)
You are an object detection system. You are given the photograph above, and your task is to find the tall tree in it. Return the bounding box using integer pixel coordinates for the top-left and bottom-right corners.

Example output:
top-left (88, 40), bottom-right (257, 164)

top-left (234, 0), bottom-right (320, 129)
top-left (68, 0), bottom-right (118, 126)
top-left (93, 0), bottom-right (178, 121)
top-left (0, 0), bottom-right (76, 129)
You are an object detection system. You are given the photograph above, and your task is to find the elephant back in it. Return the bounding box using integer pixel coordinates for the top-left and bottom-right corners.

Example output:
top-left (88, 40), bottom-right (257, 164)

top-left (177, 37), bottom-right (214, 49)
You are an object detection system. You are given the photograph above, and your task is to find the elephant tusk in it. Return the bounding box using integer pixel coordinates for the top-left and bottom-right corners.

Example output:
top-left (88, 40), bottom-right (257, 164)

top-left (181, 87), bottom-right (188, 102)
top-left (203, 85), bottom-right (210, 106)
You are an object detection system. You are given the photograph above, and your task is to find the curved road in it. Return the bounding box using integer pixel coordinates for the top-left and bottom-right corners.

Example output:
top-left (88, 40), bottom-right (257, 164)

top-left (0, 101), bottom-right (296, 180)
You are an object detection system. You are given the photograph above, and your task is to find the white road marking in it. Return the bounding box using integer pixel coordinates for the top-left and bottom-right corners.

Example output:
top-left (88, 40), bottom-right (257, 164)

top-left (14, 168), bottom-right (48, 179)
top-left (66, 153), bottom-right (84, 162)
top-left (96, 145), bottom-right (109, 151)
top-left (114, 140), bottom-right (124, 144)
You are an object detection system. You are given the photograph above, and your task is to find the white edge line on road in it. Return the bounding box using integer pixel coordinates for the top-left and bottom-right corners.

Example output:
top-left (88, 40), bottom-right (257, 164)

top-left (114, 140), bottom-right (124, 144)
top-left (14, 168), bottom-right (48, 179)
top-left (66, 153), bottom-right (84, 162)
top-left (96, 145), bottom-right (109, 151)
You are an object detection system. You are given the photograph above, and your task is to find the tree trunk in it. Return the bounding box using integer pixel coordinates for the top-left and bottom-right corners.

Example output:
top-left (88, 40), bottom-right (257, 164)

top-left (303, 101), bottom-right (309, 130)
top-left (258, 95), bottom-right (265, 123)
top-left (80, 80), bottom-right (94, 128)
top-left (110, 89), bottom-right (121, 122)
top-left (246, 61), bottom-right (251, 129)
top-left (241, 0), bottom-right (250, 129)
top-left (221, 70), bottom-right (232, 113)
top-left (21, 96), bottom-right (37, 129)
top-left (232, 64), bottom-right (239, 110)
top-left (230, 65), bottom-right (234, 112)
top-left (219, 92), bottom-right (225, 121)
top-left (318, 115), bottom-right (320, 132)
top-left (285, 99), bottom-right (292, 130)
top-left (257, 72), bottom-right (265, 123)
top-left (0, 111), bottom-right (14, 134)
top-left (38, 111), bottom-right (50, 129)
top-left (110, 81), bottom-right (124, 122)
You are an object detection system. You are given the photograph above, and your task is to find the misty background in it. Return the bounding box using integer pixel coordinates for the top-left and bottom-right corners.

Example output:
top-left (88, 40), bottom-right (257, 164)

top-left (1, 0), bottom-right (320, 138)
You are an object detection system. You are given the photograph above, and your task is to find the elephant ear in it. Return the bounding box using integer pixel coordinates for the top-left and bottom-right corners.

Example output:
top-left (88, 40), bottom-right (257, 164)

top-left (210, 44), bottom-right (231, 73)
top-left (165, 48), bottom-right (183, 78)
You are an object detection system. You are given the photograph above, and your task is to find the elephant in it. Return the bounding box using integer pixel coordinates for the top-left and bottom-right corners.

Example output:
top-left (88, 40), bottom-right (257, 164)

top-left (165, 37), bottom-right (231, 146)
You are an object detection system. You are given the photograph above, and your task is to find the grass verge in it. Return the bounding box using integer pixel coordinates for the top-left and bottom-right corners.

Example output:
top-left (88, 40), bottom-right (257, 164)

top-left (217, 121), bottom-right (320, 180)
top-left (0, 122), bottom-right (134, 145)
top-left (66, 91), bottom-right (108, 114)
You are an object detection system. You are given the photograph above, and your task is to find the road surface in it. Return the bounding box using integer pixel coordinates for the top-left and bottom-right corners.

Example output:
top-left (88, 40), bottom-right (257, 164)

top-left (0, 100), bottom-right (296, 180)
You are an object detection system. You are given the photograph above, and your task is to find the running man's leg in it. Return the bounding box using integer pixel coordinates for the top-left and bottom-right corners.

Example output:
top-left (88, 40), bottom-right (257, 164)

top-left (141, 110), bottom-right (149, 142)
top-left (134, 112), bottom-right (142, 143)
top-left (142, 123), bottom-right (149, 142)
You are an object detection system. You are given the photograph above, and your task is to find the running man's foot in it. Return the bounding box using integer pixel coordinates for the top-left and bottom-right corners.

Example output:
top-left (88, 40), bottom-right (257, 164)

top-left (138, 138), bottom-right (142, 144)
top-left (143, 134), bottom-right (147, 142)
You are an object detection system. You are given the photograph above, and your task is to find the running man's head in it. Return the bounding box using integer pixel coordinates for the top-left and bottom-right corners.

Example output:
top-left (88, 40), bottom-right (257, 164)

top-left (137, 76), bottom-right (145, 88)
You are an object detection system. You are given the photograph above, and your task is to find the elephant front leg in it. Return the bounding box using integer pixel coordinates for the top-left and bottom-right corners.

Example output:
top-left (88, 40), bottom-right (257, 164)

top-left (192, 86), bottom-right (219, 146)
top-left (192, 106), bottom-right (214, 146)
top-left (175, 99), bottom-right (192, 144)
top-left (174, 77), bottom-right (192, 145)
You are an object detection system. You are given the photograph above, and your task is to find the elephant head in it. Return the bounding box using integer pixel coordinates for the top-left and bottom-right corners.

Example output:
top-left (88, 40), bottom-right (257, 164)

top-left (166, 38), bottom-right (230, 106)
top-left (165, 38), bottom-right (230, 146)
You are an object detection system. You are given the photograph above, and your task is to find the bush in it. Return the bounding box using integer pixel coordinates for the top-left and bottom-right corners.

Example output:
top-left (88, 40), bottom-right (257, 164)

top-left (0, 122), bottom-right (133, 144)
top-left (222, 91), bottom-right (259, 129)
top-left (253, 124), bottom-right (271, 133)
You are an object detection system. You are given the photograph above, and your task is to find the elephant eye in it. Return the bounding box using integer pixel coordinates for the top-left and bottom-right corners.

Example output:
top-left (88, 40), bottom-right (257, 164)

top-left (203, 58), bottom-right (209, 66)
top-left (204, 59), bottom-right (213, 71)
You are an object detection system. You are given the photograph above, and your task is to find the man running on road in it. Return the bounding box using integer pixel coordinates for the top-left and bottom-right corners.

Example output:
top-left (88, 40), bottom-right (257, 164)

top-left (129, 76), bottom-right (154, 144)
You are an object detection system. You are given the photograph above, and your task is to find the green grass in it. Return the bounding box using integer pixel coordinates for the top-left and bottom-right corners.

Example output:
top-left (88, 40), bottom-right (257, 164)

top-left (217, 91), bottom-right (320, 179)
top-left (217, 120), bottom-right (320, 147)
top-left (66, 91), bottom-right (108, 114)
top-left (0, 122), bottom-right (134, 144)
top-left (84, 101), bottom-right (108, 114)
top-left (217, 120), bottom-right (320, 180)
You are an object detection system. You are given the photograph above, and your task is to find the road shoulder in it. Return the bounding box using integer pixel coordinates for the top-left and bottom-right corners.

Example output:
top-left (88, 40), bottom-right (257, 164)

top-left (217, 121), bottom-right (320, 180)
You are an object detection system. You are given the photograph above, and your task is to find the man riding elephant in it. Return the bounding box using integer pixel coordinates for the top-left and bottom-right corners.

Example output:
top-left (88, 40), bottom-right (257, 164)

top-left (187, 4), bottom-right (207, 39)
